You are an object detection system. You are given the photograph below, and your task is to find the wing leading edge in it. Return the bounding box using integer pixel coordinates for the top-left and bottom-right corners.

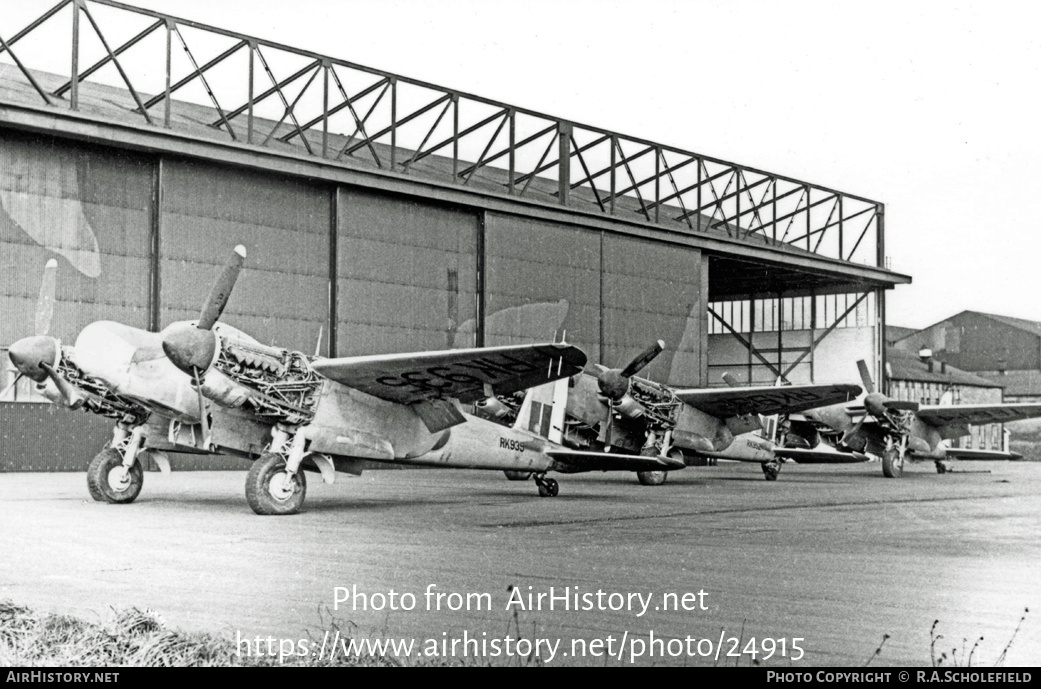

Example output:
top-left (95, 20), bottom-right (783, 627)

top-left (916, 403), bottom-right (1041, 427)
top-left (673, 383), bottom-right (862, 418)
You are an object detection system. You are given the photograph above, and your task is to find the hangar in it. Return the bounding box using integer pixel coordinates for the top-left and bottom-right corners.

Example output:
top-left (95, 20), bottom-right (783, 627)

top-left (0, 0), bottom-right (909, 470)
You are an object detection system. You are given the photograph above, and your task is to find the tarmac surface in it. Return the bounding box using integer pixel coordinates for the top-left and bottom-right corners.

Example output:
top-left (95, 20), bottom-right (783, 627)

top-left (1, 459), bottom-right (1039, 667)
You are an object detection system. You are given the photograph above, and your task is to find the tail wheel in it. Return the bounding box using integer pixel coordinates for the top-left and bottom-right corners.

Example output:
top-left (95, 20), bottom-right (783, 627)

top-left (87, 448), bottom-right (143, 504)
top-left (636, 470), bottom-right (667, 486)
top-left (246, 452), bottom-right (306, 515)
top-left (882, 447), bottom-right (905, 478)
top-left (503, 470), bottom-right (533, 481)
top-left (761, 461), bottom-right (780, 481)
top-left (536, 477), bottom-right (559, 497)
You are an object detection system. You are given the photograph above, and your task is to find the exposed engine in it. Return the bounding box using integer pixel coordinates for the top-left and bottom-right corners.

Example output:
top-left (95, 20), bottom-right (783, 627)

top-left (56, 348), bottom-right (148, 423)
top-left (613, 377), bottom-right (682, 429)
top-left (210, 335), bottom-right (323, 426)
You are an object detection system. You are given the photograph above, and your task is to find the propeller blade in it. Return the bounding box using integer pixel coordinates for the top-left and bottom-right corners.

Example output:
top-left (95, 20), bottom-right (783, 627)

top-left (620, 340), bottom-right (665, 378)
top-left (39, 361), bottom-right (84, 409)
top-left (34, 258), bottom-right (57, 337)
top-left (0, 372), bottom-right (23, 400)
top-left (197, 245), bottom-right (246, 331)
top-left (721, 372), bottom-right (739, 388)
top-left (840, 414), bottom-right (866, 450)
top-left (856, 360), bottom-right (875, 395)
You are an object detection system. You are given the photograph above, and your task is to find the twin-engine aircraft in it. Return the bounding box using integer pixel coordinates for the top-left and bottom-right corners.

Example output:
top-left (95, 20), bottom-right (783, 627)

top-left (794, 360), bottom-right (1041, 476)
top-left (479, 343), bottom-right (863, 483)
top-left (7, 246), bottom-right (736, 514)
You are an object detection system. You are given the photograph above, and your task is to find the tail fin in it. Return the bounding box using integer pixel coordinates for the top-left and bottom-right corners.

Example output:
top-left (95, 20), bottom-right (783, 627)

top-left (512, 377), bottom-right (568, 444)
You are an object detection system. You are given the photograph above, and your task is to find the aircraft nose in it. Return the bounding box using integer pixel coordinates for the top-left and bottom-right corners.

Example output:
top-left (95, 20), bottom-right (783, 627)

top-left (161, 324), bottom-right (217, 375)
top-left (8, 336), bottom-right (58, 383)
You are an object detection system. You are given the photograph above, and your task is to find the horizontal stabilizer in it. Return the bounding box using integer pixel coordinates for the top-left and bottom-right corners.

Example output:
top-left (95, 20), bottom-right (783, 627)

top-left (546, 449), bottom-right (686, 474)
top-left (931, 447), bottom-right (1025, 461)
top-left (772, 447), bottom-right (871, 464)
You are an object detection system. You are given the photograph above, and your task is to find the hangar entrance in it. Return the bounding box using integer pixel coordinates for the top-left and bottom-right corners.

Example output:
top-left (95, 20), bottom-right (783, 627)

top-left (705, 255), bottom-right (886, 389)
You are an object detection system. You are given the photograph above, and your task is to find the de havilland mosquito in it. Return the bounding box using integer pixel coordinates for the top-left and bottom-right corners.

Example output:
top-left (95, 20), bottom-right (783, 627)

top-left (6, 246), bottom-right (724, 514)
top-left (481, 344), bottom-right (863, 483)
top-left (796, 361), bottom-right (1041, 477)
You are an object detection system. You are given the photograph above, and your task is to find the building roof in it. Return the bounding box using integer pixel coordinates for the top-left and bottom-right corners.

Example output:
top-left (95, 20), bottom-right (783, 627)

top-left (886, 347), bottom-right (1001, 388)
top-left (886, 325), bottom-right (919, 345)
top-left (974, 370), bottom-right (1041, 397)
top-left (973, 311), bottom-right (1041, 339)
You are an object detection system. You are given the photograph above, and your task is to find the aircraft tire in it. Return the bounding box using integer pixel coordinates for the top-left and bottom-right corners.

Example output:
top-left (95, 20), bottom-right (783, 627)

top-left (503, 470), bottom-right (533, 481)
top-left (881, 447), bottom-right (904, 478)
top-left (761, 461), bottom-right (780, 481)
top-left (246, 452), bottom-right (307, 516)
top-left (86, 447), bottom-right (143, 504)
top-left (537, 478), bottom-right (559, 497)
top-left (636, 470), bottom-right (667, 486)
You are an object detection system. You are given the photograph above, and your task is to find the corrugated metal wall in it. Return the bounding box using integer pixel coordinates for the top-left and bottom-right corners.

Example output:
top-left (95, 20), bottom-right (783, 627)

top-left (0, 402), bottom-right (112, 471)
top-left (336, 187), bottom-right (478, 355)
top-left (159, 159), bottom-right (330, 354)
top-left (0, 129), bottom-right (152, 347)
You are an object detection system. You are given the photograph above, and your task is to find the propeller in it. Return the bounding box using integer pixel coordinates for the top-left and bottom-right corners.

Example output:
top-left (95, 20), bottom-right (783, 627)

top-left (161, 246), bottom-right (246, 443)
top-left (3, 259), bottom-right (77, 405)
top-left (162, 245), bottom-right (246, 376)
top-left (598, 340), bottom-right (665, 402)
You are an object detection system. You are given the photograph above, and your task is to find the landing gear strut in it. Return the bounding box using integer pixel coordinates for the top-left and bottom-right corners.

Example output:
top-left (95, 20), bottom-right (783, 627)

top-left (87, 419), bottom-right (146, 504)
top-left (761, 459), bottom-right (781, 481)
top-left (534, 474), bottom-right (559, 497)
top-left (87, 447), bottom-right (144, 504)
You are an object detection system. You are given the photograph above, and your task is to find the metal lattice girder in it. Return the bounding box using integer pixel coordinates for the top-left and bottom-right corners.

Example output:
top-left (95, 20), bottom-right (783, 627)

top-left (0, 0), bottom-right (892, 271)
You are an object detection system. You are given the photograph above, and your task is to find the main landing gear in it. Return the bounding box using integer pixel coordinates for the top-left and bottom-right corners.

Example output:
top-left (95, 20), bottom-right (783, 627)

top-left (247, 425), bottom-right (310, 515)
top-left (760, 459), bottom-right (781, 481)
top-left (882, 435), bottom-right (908, 478)
top-left (935, 461), bottom-right (952, 474)
top-left (534, 474), bottom-right (559, 497)
top-left (87, 420), bottom-right (147, 504)
top-left (246, 452), bottom-right (307, 516)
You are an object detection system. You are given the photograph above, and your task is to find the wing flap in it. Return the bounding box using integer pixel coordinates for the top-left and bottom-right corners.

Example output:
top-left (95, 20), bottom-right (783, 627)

top-left (916, 403), bottom-right (1041, 426)
top-left (673, 383), bottom-right (862, 418)
top-left (311, 343), bottom-right (586, 405)
top-left (545, 449), bottom-right (686, 473)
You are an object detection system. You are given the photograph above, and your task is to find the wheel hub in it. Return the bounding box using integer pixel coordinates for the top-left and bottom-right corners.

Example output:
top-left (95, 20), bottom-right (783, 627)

top-left (268, 472), bottom-right (296, 502)
top-left (106, 466), bottom-right (132, 492)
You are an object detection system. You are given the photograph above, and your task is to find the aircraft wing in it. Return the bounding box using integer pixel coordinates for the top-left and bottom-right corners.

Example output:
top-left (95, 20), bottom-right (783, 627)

top-left (916, 403), bottom-right (1041, 427)
top-left (672, 383), bottom-right (862, 418)
top-left (545, 449), bottom-right (686, 473)
top-left (310, 343), bottom-right (586, 405)
top-left (772, 447), bottom-right (871, 463)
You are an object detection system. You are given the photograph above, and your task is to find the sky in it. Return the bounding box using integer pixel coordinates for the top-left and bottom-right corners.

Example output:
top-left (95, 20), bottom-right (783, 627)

top-left (8, 0), bottom-right (1041, 329)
